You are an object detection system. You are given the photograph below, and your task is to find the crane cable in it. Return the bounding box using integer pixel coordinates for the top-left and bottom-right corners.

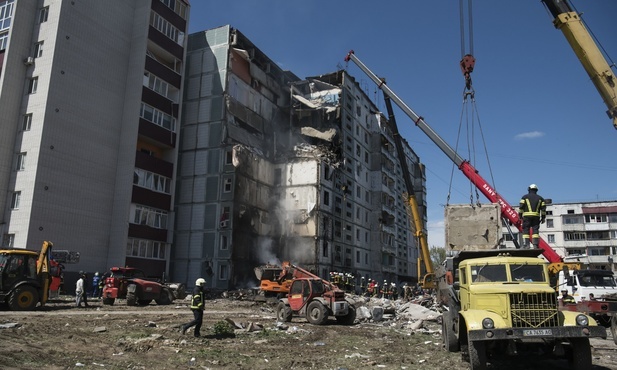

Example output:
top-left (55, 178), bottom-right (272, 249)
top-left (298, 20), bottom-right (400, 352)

top-left (446, 0), bottom-right (498, 208)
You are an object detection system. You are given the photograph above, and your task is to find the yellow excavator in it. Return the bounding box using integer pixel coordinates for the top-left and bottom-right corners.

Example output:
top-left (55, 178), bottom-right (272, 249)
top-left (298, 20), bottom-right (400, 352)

top-left (0, 241), bottom-right (54, 310)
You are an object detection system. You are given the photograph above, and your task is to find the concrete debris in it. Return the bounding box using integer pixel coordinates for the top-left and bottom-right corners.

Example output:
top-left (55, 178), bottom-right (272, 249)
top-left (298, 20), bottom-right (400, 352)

top-left (225, 317), bottom-right (265, 332)
top-left (146, 321), bottom-right (157, 327)
top-left (300, 127), bottom-right (338, 142)
top-left (135, 334), bottom-right (163, 343)
top-left (0, 323), bottom-right (21, 329)
top-left (93, 326), bottom-right (107, 333)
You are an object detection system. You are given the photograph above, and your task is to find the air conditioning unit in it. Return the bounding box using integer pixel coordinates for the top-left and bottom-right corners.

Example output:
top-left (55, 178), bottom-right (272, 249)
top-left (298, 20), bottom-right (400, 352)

top-left (24, 57), bottom-right (34, 66)
top-left (220, 220), bottom-right (229, 228)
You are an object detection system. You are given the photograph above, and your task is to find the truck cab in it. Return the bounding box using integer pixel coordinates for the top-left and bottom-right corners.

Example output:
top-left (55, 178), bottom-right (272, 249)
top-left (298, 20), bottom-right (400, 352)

top-left (558, 268), bottom-right (617, 302)
top-left (443, 250), bottom-right (607, 370)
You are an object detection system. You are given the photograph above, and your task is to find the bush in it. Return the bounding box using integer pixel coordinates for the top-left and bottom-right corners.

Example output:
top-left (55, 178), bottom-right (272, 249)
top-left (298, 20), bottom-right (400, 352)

top-left (213, 321), bottom-right (235, 338)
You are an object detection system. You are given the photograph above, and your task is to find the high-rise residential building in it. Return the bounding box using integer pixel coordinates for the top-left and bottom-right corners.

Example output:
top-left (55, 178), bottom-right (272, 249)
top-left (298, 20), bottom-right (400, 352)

top-left (0, 0), bottom-right (189, 278)
top-left (501, 200), bottom-right (617, 271)
top-left (175, 26), bottom-right (425, 289)
top-left (175, 26), bottom-right (300, 289)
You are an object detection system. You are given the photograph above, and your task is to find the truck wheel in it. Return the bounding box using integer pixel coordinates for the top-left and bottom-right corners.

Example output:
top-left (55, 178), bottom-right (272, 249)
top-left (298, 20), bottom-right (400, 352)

top-left (155, 289), bottom-right (173, 305)
top-left (336, 305), bottom-right (356, 325)
top-left (468, 340), bottom-right (487, 370)
top-left (611, 316), bottom-right (617, 345)
top-left (307, 300), bottom-right (328, 325)
top-left (277, 302), bottom-right (292, 322)
top-left (8, 285), bottom-right (39, 311)
top-left (442, 310), bottom-right (460, 352)
top-left (569, 338), bottom-right (591, 370)
top-left (126, 291), bottom-right (137, 306)
top-left (103, 297), bottom-right (115, 306)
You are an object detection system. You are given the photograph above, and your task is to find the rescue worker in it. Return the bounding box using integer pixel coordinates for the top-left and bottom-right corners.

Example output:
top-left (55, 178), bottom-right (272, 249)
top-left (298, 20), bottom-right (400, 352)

top-left (445, 269), bottom-right (454, 285)
top-left (390, 282), bottom-right (397, 300)
top-left (561, 289), bottom-right (575, 304)
top-left (91, 272), bottom-right (100, 298)
top-left (75, 271), bottom-right (89, 308)
top-left (360, 276), bottom-right (366, 296)
top-left (519, 184), bottom-right (546, 249)
top-left (367, 279), bottom-right (375, 297)
top-left (181, 278), bottom-right (206, 337)
top-left (380, 280), bottom-right (388, 298)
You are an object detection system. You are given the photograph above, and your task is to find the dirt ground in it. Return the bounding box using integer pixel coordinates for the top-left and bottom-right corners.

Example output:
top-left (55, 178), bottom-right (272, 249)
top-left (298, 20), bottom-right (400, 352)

top-left (1, 295), bottom-right (617, 370)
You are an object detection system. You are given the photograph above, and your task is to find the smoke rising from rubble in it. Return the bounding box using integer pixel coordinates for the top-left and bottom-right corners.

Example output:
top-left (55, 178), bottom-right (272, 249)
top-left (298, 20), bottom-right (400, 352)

top-left (255, 236), bottom-right (280, 265)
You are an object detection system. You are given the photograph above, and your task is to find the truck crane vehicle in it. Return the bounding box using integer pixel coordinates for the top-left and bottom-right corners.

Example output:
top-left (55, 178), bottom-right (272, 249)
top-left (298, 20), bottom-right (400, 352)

top-left (0, 241), bottom-right (54, 311)
top-left (381, 88), bottom-right (435, 289)
top-left (541, 0), bottom-right (617, 130)
top-left (274, 262), bottom-right (356, 325)
top-left (344, 51), bottom-right (609, 367)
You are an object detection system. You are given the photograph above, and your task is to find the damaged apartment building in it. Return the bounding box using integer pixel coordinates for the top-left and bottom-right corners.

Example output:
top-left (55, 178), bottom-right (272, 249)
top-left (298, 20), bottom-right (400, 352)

top-left (174, 25), bottom-right (427, 290)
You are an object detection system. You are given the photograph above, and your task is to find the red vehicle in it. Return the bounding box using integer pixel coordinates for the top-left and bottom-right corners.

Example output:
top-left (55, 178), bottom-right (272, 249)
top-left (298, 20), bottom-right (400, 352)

top-left (276, 263), bottom-right (356, 325)
top-left (102, 267), bottom-right (186, 306)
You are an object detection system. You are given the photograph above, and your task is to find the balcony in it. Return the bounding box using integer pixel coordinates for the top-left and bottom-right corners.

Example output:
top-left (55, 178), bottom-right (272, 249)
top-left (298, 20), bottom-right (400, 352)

top-left (139, 117), bottom-right (177, 148)
top-left (382, 244), bottom-right (396, 255)
top-left (135, 150), bottom-right (174, 178)
top-left (382, 264), bottom-right (396, 273)
top-left (561, 224), bottom-right (585, 232)
top-left (585, 223), bottom-right (610, 232)
top-left (146, 55), bottom-right (181, 88)
top-left (148, 26), bottom-right (183, 60)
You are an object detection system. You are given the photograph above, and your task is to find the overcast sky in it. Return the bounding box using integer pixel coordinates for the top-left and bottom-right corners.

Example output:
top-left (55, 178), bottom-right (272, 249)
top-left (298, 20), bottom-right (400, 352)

top-left (187, 0), bottom-right (617, 249)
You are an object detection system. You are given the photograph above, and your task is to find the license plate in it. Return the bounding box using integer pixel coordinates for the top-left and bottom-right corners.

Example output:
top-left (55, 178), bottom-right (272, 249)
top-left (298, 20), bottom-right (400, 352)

top-left (523, 329), bottom-right (552, 336)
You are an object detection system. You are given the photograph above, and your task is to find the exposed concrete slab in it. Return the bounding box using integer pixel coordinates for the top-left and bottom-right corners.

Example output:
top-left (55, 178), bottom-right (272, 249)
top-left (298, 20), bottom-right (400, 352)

top-left (445, 204), bottom-right (501, 251)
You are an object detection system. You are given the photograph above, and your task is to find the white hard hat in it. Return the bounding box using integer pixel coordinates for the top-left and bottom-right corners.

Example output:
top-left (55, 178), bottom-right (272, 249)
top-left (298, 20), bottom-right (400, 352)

top-left (195, 278), bottom-right (206, 286)
top-left (528, 184), bottom-right (538, 190)
top-left (95, 272), bottom-right (99, 276)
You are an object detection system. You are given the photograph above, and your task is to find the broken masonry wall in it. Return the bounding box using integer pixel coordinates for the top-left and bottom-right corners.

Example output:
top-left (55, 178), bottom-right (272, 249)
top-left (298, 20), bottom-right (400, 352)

top-left (278, 160), bottom-right (319, 238)
top-left (229, 145), bottom-right (280, 288)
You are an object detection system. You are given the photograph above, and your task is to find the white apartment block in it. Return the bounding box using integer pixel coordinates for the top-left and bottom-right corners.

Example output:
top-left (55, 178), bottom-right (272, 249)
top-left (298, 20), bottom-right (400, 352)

top-left (0, 0), bottom-right (188, 280)
top-left (502, 200), bottom-right (617, 271)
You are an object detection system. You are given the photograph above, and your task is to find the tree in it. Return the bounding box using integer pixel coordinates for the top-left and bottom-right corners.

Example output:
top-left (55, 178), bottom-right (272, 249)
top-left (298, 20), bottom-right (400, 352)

top-left (430, 246), bottom-right (446, 269)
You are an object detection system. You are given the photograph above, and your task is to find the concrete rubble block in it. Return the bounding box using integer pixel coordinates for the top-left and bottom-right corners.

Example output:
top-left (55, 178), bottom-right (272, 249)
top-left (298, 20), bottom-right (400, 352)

top-left (225, 318), bottom-right (244, 329)
top-left (371, 306), bottom-right (384, 322)
top-left (0, 323), bottom-right (21, 329)
top-left (397, 302), bottom-right (441, 322)
top-left (356, 306), bottom-right (372, 320)
top-left (93, 326), bottom-right (107, 333)
top-left (245, 321), bottom-right (264, 332)
top-left (445, 203), bottom-right (501, 251)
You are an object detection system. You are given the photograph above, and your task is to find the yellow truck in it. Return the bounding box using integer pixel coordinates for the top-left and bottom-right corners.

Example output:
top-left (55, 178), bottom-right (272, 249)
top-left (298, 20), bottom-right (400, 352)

top-left (437, 205), bottom-right (606, 370)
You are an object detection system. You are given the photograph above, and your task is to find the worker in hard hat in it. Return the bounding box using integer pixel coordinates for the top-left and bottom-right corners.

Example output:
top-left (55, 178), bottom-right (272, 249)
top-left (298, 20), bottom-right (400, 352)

top-left (91, 272), bottom-right (100, 298)
top-left (181, 278), bottom-right (206, 337)
top-left (519, 184), bottom-right (546, 249)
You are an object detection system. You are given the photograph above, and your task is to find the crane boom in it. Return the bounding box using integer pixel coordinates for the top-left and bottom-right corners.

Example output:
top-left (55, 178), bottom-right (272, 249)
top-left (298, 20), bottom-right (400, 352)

top-left (542, 0), bottom-right (617, 129)
top-left (382, 89), bottom-right (435, 289)
top-left (344, 50), bottom-right (563, 264)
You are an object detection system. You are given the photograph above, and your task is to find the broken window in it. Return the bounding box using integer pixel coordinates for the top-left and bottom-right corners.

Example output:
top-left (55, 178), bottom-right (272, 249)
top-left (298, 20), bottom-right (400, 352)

top-left (223, 178), bottom-right (232, 193)
top-left (323, 191), bottom-right (330, 206)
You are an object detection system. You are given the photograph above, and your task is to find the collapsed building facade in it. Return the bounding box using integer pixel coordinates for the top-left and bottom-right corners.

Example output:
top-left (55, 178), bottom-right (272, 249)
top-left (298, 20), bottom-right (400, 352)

top-left (174, 25), bottom-right (427, 290)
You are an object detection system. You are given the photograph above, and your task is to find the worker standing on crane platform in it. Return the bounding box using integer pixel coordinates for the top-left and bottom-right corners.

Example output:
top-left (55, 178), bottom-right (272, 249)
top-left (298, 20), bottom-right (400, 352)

top-left (518, 184), bottom-right (547, 249)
